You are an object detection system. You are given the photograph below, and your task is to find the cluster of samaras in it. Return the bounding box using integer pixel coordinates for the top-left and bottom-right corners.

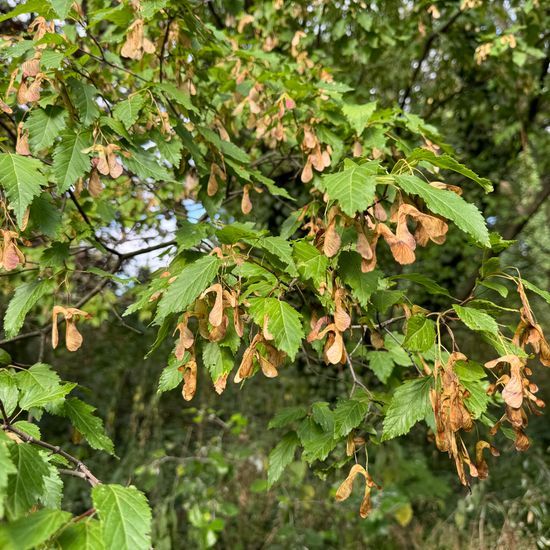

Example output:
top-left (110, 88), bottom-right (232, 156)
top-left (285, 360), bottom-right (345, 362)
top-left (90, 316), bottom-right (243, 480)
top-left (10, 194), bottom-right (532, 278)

top-left (172, 282), bottom-right (285, 401)
top-left (432, 280), bottom-right (549, 487)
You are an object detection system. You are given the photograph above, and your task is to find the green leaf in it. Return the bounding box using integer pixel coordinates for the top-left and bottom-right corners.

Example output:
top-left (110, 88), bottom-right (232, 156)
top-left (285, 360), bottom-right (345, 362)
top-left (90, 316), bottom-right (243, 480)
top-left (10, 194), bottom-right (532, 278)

top-left (479, 280), bottom-right (508, 298)
top-left (393, 174), bottom-right (490, 246)
top-left (293, 241), bottom-right (328, 289)
top-left (338, 252), bottom-right (380, 307)
top-left (461, 379), bottom-right (490, 419)
top-left (16, 363), bottom-right (74, 411)
top-left (297, 417), bottom-right (338, 463)
top-left (0, 153), bottom-right (47, 226)
top-left (92, 484), bottom-right (152, 550)
top-left (256, 236), bottom-right (297, 275)
top-left (0, 371), bottom-right (19, 417)
top-left (0, 0), bottom-right (53, 23)
top-left (63, 398), bottom-right (114, 454)
top-left (113, 95), bottom-right (146, 129)
top-left (0, 440), bottom-right (16, 518)
top-left (267, 432), bottom-right (299, 488)
top-left (155, 82), bottom-right (197, 113)
top-left (216, 222), bottom-right (266, 244)
top-left (25, 106), bottom-right (67, 152)
top-left (68, 79), bottom-right (100, 125)
top-left (406, 149), bottom-right (493, 192)
top-left (316, 160), bottom-right (378, 217)
top-left (202, 343), bottom-right (233, 384)
top-left (0, 508), bottom-right (71, 550)
top-left (3, 280), bottom-right (52, 339)
top-left (40, 462), bottom-right (63, 510)
top-left (48, 0), bottom-right (73, 18)
top-left (365, 351), bottom-right (394, 383)
top-left (311, 402), bottom-right (334, 433)
top-left (403, 315), bottom-right (436, 352)
top-left (56, 520), bottom-right (105, 550)
top-left (155, 256), bottom-right (220, 321)
top-left (124, 148), bottom-right (172, 182)
top-left (390, 273), bottom-right (452, 298)
top-left (53, 130), bottom-right (92, 193)
top-left (454, 360), bottom-right (486, 382)
top-left (333, 397), bottom-right (369, 437)
top-left (452, 305), bottom-right (498, 335)
top-left (342, 102), bottom-right (377, 135)
top-left (370, 289), bottom-right (404, 314)
top-left (6, 444), bottom-right (50, 518)
top-left (268, 406), bottom-right (307, 429)
top-left (157, 355), bottom-right (186, 394)
top-left (248, 297), bottom-right (304, 360)
top-left (522, 279), bottom-right (550, 305)
top-left (382, 377), bottom-right (433, 441)
top-left (175, 220), bottom-right (208, 251)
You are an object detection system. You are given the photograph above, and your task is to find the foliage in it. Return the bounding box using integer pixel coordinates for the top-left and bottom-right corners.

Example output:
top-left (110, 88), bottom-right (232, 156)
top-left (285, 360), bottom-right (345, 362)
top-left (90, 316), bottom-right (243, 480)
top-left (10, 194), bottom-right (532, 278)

top-left (0, 0), bottom-right (549, 546)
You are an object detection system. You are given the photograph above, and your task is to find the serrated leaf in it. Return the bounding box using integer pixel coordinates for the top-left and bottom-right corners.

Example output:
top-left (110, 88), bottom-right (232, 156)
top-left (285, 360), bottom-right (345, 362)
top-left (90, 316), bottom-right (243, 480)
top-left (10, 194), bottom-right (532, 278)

top-left (6, 444), bottom-right (50, 518)
top-left (382, 377), bottom-right (433, 441)
top-left (342, 101), bottom-right (377, 134)
top-left (454, 360), bottom-right (486, 382)
top-left (0, 440), bottom-right (16, 518)
top-left (68, 79), bottom-right (100, 125)
top-left (3, 280), bottom-right (52, 339)
top-left (92, 484), bottom-right (152, 550)
top-left (63, 398), bottom-right (114, 454)
top-left (248, 297), bottom-right (304, 360)
top-left (452, 305), bottom-right (498, 335)
top-left (53, 130), bottom-right (91, 193)
top-left (311, 402), bottom-right (334, 432)
top-left (293, 241), bottom-right (328, 289)
top-left (267, 432), bottom-right (299, 488)
top-left (25, 106), bottom-right (67, 152)
top-left (155, 82), bottom-right (197, 113)
top-left (39, 461), bottom-right (63, 510)
top-left (393, 174), bottom-right (490, 246)
top-left (268, 406), bottom-right (307, 429)
top-left (157, 355), bottom-right (187, 394)
top-left (338, 251), bottom-right (380, 307)
top-left (113, 95), bottom-right (146, 129)
top-left (297, 417), bottom-right (338, 463)
top-left (155, 256), bottom-right (219, 321)
top-left (0, 508), bottom-right (71, 550)
top-left (255, 236), bottom-right (297, 275)
top-left (403, 315), bottom-right (436, 353)
top-left (216, 222), bottom-right (266, 244)
top-left (55, 520), bottom-right (105, 550)
top-left (407, 148), bottom-right (493, 192)
top-left (48, 0), bottom-right (73, 18)
top-left (316, 160), bottom-right (378, 217)
top-left (460, 379), bottom-right (490, 419)
top-left (333, 397), bottom-right (369, 437)
top-left (0, 153), bottom-right (47, 226)
top-left (0, 371), bottom-right (19, 417)
top-left (365, 351), bottom-right (394, 383)
top-left (124, 148), bottom-right (172, 182)
top-left (16, 363), bottom-right (74, 411)
top-left (202, 343), bottom-right (233, 383)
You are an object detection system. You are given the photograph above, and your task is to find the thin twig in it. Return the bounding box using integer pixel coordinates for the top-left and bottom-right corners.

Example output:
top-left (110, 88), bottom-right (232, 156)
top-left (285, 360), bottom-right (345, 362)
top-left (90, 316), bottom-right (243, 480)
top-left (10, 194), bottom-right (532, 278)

top-left (0, 399), bottom-right (101, 487)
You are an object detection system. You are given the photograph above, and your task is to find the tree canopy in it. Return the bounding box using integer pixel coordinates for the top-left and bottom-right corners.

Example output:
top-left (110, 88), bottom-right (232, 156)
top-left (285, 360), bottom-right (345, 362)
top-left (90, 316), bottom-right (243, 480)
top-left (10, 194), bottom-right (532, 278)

top-left (0, 0), bottom-right (549, 548)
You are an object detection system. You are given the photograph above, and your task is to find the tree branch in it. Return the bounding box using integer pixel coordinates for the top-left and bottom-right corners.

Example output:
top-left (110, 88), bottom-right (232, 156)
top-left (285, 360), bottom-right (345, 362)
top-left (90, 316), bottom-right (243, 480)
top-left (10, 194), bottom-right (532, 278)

top-left (400, 9), bottom-right (463, 108)
top-left (0, 399), bottom-right (101, 487)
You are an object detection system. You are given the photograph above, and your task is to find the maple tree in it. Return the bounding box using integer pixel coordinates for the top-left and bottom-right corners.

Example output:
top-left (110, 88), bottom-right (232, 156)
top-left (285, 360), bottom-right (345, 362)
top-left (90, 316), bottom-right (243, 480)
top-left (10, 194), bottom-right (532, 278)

top-left (0, 0), bottom-right (549, 547)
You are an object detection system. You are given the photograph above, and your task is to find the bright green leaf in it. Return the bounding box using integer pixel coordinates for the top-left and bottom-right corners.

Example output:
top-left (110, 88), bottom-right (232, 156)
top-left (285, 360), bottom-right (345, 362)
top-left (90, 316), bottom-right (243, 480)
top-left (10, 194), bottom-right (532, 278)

top-left (92, 484), bottom-right (152, 550)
